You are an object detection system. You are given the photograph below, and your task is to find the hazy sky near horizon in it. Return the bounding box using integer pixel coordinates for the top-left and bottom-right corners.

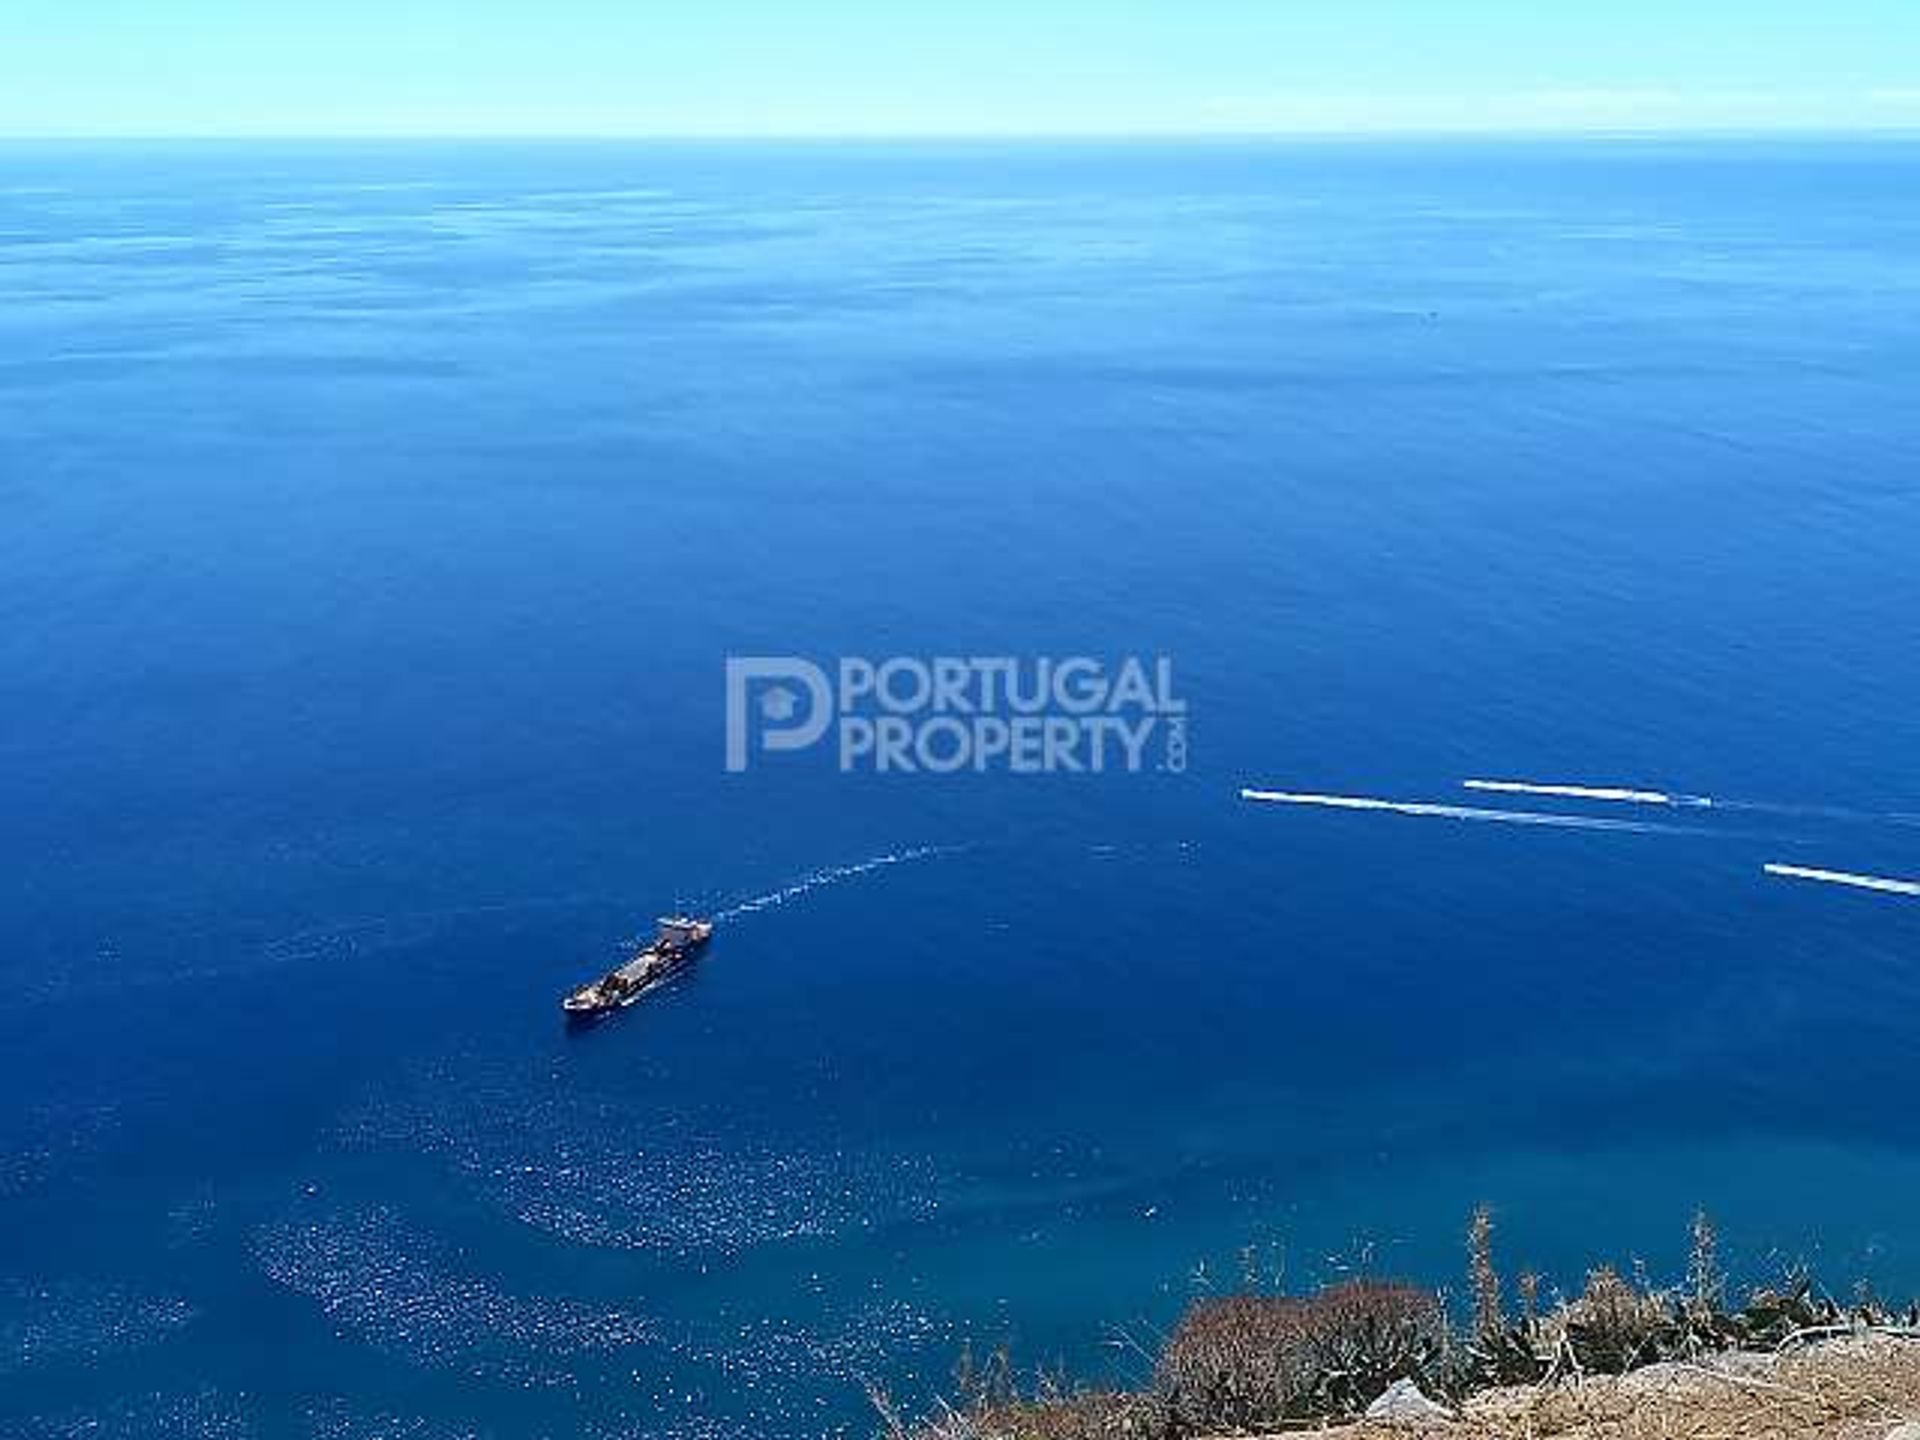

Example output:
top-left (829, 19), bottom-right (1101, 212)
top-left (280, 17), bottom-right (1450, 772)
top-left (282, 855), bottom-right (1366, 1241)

top-left (7, 0), bottom-right (1920, 138)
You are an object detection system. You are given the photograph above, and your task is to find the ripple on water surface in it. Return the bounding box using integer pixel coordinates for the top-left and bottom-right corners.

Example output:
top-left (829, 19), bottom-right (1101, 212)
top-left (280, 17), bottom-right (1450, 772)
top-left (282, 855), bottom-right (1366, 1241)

top-left (16, 1388), bottom-right (253, 1440)
top-left (332, 1062), bottom-right (941, 1258)
top-left (0, 1278), bottom-right (197, 1376)
top-left (303, 1398), bottom-right (488, 1440)
top-left (254, 1202), bottom-right (656, 1386)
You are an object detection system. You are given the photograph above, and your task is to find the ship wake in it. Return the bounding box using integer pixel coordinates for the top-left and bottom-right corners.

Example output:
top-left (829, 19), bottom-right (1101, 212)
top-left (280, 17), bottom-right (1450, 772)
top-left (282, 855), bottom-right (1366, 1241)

top-left (1763, 863), bottom-right (1920, 898)
top-left (1463, 779), bottom-right (1712, 809)
top-left (1465, 777), bottom-right (1920, 827)
top-left (1240, 788), bottom-right (1700, 835)
top-left (714, 845), bottom-right (965, 923)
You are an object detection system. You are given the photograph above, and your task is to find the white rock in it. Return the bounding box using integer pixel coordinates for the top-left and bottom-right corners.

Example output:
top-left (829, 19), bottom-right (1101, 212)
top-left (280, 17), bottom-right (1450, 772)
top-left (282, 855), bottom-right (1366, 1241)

top-left (1364, 1378), bottom-right (1453, 1424)
top-left (1881, 1423), bottom-right (1920, 1440)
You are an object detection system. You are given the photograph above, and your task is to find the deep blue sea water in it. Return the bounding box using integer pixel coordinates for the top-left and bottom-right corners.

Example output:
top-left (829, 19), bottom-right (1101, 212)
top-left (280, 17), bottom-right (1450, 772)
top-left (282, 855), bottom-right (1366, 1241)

top-left (3, 139), bottom-right (1919, 1437)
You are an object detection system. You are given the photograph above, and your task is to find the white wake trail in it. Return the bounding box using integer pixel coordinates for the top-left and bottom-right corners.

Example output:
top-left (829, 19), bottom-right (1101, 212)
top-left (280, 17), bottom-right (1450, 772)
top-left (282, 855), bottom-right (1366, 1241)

top-left (1763, 864), bottom-right (1920, 898)
top-left (714, 846), bottom-right (963, 923)
top-left (1240, 788), bottom-right (1687, 834)
top-left (1463, 779), bottom-right (1712, 809)
top-left (1466, 778), bottom-right (1920, 828)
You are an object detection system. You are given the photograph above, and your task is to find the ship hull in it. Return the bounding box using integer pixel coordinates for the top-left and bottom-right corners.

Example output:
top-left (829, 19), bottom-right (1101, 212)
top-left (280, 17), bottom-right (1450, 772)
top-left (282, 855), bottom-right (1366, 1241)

top-left (562, 922), bottom-right (711, 1022)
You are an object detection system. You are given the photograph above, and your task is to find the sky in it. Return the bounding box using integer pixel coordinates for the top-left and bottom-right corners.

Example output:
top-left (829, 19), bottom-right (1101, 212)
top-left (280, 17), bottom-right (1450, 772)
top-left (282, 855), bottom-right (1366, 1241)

top-left (5, 0), bottom-right (1919, 138)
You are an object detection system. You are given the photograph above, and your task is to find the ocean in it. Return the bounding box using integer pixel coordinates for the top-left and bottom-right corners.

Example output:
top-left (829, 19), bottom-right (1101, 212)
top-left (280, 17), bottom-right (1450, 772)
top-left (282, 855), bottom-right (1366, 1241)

top-left (2, 138), bottom-right (1918, 1437)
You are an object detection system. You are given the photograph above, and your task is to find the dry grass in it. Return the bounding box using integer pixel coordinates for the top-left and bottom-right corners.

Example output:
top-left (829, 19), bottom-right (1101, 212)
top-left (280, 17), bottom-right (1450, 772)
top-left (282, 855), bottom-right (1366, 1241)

top-left (1539, 1266), bottom-right (1678, 1375)
top-left (881, 1208), bottom-right (1920, 1440)
top-left (888, 1391), bottom-right (1168, 1440)
top-left (888, 1332), bottom-right (1920, 1440)
top-left (1327, 1335), bottom-right (1920, 1440)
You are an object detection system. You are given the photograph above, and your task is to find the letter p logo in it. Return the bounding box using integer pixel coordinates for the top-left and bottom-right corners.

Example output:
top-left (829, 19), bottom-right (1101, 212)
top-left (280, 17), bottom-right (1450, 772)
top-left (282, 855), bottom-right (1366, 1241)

top-left (725, 657), bottom-right (833, 772)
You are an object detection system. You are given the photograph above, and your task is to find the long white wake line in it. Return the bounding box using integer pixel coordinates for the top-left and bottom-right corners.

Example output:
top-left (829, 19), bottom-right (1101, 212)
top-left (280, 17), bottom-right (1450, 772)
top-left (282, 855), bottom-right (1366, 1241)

top-left (1468, 778), bottom-right (1920, 829)
top-left (1240, 788), bottom-right (1690, 834)
top-left (1463, 779), bottom-right (1713, 809)
top-left (713, 845), bottom-right (965, 923)
top-left (1763, 864), bottom-right (1920, 898)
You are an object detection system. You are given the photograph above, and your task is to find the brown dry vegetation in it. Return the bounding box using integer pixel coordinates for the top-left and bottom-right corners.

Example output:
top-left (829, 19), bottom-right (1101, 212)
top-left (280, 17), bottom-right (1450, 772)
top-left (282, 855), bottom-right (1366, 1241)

top-left (876, 1210), bottom-right (1920, 1440)
top-left (889, 1333), bottom-right (1920, 1440)
top-left (1159, 1281), bottom-right (1450, 1428)
top-left (1350, 1334), bottom-right (1920, 1439)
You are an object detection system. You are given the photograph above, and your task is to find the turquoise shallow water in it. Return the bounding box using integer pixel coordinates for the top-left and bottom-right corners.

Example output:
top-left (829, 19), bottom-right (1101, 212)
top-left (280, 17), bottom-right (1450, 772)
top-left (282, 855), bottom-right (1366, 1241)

top-left (2, 139), bottom-right (1919, 1437)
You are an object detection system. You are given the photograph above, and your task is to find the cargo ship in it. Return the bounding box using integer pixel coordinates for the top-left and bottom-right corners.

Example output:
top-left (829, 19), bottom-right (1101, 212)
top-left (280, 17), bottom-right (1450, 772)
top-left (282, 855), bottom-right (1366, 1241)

top-left (563, 916), bottom-right (713, 1021)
